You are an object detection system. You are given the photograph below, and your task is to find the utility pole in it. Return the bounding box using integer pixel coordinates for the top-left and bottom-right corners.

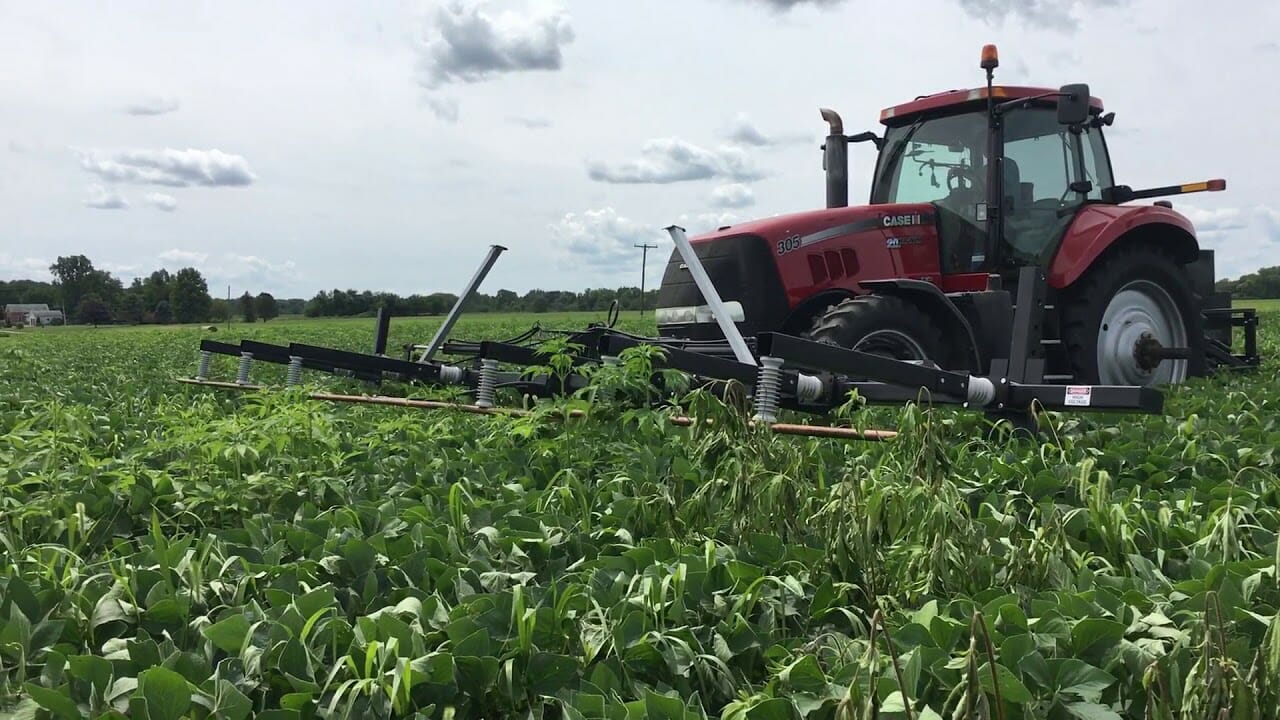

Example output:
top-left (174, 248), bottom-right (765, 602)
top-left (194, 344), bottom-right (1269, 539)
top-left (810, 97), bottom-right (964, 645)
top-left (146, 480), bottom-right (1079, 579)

top-left (634, 243), bottom-right (658, 316)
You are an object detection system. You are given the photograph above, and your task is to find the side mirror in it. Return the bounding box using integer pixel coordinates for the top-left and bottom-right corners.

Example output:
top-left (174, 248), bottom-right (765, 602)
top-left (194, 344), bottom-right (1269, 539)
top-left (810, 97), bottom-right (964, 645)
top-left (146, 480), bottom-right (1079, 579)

top-left (1057, 83), bottom-right (1090, 126)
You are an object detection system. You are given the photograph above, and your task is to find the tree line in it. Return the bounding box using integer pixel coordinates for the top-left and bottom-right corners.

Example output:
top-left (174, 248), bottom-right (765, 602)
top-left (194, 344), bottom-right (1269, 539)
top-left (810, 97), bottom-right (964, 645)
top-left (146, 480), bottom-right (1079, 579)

top-left (302, 286), bottom-right (658, 317)
top-left (2, 253), bottom-right (661, 326)
top-left (1, 255), bottom-right (282, 326)
top-left (1215, 266), bottom-right (1280, 299)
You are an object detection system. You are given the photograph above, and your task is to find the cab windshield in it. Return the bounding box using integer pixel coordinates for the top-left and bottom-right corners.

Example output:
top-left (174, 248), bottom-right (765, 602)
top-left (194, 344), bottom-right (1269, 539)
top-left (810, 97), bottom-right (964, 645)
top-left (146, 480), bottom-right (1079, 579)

top-left (871, 111), bottom-right (989, 272)
top-left (871, 111), bottom-right (988, 207)
top-left (869, 105), bottom-right (1114, 271)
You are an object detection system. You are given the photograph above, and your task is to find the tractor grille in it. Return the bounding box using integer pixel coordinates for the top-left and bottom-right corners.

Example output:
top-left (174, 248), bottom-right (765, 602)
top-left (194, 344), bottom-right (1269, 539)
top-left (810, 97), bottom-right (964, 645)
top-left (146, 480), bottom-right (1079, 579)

top-left (655, 233), bottom-right (788, 341)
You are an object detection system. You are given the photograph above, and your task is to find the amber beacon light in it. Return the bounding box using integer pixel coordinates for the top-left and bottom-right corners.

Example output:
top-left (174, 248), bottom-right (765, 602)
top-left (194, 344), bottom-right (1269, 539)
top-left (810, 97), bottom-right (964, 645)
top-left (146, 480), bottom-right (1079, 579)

top-left (980, 44), bottom-right (999, 70)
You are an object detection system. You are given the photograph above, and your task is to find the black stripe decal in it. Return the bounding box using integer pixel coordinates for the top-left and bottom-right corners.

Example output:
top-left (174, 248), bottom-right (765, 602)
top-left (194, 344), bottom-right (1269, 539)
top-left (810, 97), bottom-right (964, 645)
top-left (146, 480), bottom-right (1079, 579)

top-left (797, 212), bottom-right (934, 250)
top-left (798, 219), bottom-right (881, 248)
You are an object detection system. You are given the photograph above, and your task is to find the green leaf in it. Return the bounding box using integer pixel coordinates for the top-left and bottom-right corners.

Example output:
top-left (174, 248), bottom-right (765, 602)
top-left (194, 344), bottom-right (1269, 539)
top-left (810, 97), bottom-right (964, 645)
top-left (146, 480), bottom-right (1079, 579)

top-left (138, 666), bottom-right (192, 720)
top-left (1054, 659), bottom-right (1115, 703)
top-left (1, 697), bottom-right (40, 720)
top-left (1070, 619), bottom-right (1126, 654)
top-left (6, 573), bottom-right (43, 624)
top-left (977, 662), bottom-right (1033, 704)
top-left (777, 655), bottom-right (828, 695)
top-left (744, 698), bottom-right (795, 720)
top-left (452, 627), bottom-right (491, 657)
top-left (527, 653), bottom-right (579, 696)
top-left (215, 679), bottom-right (253, 720)
top-left (90, 588), bottom-right (130, 634)
top-left (202, 615), bottom-right (252, 655)
top-left (1061, 701), bottom-right (1123, 720)
top-left (917, 705), bottom-right (944, 720)
top-left (1, 604), bottom-right (33, 655)
top-left (67, 654), bottom-right (114, 697)
top-left (643, 689), bottom-right (688, 720)
top-left (21, 683), bottom-right (83, 720)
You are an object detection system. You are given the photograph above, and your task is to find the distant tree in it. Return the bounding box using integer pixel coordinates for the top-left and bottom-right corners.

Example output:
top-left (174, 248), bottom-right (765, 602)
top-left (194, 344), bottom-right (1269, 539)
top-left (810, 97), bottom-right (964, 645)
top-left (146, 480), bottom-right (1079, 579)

top-left (0, 279), bottom-right (58, 307)
top-left (142, 269), bottom-right (172, 310)
top-left (154, 300), bottom-right (173, 324)
top-left (170, 267), bottom-right (211, 323)
top-left (118, 293), bottom-right (145, 324)
top-left (78, 293), bottom-right (112, 326)
top-left (239, 291), bottom-right (256, 323)
top-left (254, 292), bottom-right (279, 321)
top-left (210, 298), bottom-right (230, 322)
top-left (49, 254), bottom-right (97, 318)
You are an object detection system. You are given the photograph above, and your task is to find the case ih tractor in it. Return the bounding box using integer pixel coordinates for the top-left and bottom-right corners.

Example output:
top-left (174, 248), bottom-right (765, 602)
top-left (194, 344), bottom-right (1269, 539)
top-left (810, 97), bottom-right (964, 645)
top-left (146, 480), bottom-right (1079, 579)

top-left (654, 44), bottom-right (1259, 389)
top-left (178, 45), bottom-right (1261, 437)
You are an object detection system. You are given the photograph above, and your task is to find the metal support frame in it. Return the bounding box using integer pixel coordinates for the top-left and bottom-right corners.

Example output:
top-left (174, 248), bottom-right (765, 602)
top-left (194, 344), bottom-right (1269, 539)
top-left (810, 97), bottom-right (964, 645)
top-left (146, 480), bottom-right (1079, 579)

top-left (1203, 307), bottom-right (1261, 370)
top-left (416, 244), bottom-right (506, 364)
top-left (373, 307), bottom-right (392, 356)
top-left (666, 225), bottom-right (756, 367)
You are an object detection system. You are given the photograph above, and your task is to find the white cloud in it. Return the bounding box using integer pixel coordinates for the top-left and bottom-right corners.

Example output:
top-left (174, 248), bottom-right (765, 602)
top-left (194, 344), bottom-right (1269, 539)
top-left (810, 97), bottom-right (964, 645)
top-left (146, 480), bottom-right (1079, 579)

top-left (144, 192), bottom-right (178, 211)
top-left (78, 148), bottom-right (255, 187)
top-left (508, 114), bottom-right (552, 129)
top-left (125, 95), bottom-right (179, 116)
top-left (1181, 204), bottom-right (1280, 280)
top-left (149, 250), bottom-right (300, 294)
top-left (956, 0), bottom-right (1128, 31)
top-left (158, 249), bottom-right (209, 265)
top-left (84, 184), bottom-right (128, 209)
top-left (725, 113), bottom-right (773, 147)
top-left (413, 0), bottom-right (573, 118)
top-left (733, 0), bottom-right (846, 10)
top-left (709, 183), bottom-right (756, 209)
top-left (214, 254), bottom-right (302, 292)
top-left (548, 207), bottom-right (667, 271)
top-left (587, 138), bottom-right (766, 185)
top-left (0, 253), bottom-right (51, 281)
top-left (676, 211), bottom-right (742, 236)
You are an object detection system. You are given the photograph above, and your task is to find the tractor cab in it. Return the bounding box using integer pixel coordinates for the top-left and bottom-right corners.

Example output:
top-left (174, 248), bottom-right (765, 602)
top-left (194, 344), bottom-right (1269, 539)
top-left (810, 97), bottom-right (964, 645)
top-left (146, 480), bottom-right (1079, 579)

top-left (868, 88), bottom-right (1112, 278)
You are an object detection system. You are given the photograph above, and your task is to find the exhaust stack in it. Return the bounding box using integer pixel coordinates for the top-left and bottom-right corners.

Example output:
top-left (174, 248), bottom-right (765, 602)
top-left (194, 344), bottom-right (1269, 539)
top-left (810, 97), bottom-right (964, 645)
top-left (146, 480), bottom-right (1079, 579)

top-left (820, 107), bottom-right (847, 209)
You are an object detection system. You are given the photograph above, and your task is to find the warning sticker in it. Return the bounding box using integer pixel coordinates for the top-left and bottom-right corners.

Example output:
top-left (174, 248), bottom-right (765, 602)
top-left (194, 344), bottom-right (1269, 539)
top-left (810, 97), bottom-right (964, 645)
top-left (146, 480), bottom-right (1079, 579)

top-left (1064, 385), bottom-right (1093, 407)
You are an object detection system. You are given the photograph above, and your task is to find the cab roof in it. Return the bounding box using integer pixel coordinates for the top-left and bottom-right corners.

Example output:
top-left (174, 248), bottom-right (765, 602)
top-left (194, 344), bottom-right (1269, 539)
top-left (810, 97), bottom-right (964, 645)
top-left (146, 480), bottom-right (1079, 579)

top-left (879, 85), bottom-right (1105, 126)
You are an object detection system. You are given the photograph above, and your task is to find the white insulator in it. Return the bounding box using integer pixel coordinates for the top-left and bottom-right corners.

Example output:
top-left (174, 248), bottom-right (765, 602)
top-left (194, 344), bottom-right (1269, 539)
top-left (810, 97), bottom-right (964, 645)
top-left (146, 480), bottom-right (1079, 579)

top-left (439, 365), bottom-right (465, 384)
top-left (796, 373), bottom-right (824, 403)
top-left (966, 376), bottom-right (996, 406)
top-left (601, 355), bottom-right (620, 366)
top-left (286, 356), bottom-right (303, 386)
top-left (196, 350), bottom-right (212, 381)
top-left (751, 356), bottom-right (784, 423)
top-left (235, 352), bottom-right (253, 385)
top-left (475, 358), bottom-right (499, 408)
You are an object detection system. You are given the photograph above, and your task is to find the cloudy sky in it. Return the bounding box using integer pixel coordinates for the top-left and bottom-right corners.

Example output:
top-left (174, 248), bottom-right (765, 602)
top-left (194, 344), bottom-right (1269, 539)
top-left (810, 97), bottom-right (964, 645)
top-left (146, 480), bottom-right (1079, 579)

top-left (3, 0), bottom-right (1277, 298)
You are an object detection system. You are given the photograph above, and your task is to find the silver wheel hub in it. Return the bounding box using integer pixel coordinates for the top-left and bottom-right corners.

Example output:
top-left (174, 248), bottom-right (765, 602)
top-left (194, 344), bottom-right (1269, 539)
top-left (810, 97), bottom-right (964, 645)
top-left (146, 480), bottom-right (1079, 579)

top-left (1097, 280), bottom-right (1187, 386)
top-left (853, 329), bottom-right (929, 362)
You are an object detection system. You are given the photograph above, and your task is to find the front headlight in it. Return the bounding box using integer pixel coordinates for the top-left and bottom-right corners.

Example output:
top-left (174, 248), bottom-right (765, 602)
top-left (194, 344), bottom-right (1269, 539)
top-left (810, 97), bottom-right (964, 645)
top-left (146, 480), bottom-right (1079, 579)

top-left (656, 301), bottom-right (744, 324)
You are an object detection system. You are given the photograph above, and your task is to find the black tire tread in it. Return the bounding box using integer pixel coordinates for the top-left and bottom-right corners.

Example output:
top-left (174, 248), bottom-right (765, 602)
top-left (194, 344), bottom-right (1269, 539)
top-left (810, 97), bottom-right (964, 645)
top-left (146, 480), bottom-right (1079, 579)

top-left (805, 294), bottom-right (949, 365)
top-left (1058, 241), bottom-right (1203, 385)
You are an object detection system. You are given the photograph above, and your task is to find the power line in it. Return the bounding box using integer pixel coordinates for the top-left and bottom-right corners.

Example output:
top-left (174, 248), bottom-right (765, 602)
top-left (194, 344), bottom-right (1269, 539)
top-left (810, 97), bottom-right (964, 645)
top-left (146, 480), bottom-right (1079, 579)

top-left (634, 242), bottom-right (658, 316)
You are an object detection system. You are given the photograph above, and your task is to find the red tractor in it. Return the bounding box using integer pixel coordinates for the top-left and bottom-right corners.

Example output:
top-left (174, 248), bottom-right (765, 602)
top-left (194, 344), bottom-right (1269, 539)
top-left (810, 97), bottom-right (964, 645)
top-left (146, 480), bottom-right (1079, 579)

top-left (655, 45), bottom-right (1259, 387)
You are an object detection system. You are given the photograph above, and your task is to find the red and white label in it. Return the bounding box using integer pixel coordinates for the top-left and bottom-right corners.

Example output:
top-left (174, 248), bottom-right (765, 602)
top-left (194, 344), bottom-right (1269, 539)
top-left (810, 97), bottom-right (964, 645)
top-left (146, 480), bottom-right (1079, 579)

top-left (1064, 385), bottom-right (1093, 407)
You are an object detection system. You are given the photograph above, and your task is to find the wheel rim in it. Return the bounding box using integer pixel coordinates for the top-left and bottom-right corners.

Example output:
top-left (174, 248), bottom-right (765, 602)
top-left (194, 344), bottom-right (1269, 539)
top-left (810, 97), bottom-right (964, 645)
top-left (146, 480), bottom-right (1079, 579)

top-left (852, 329), bottom-right (930, 362)
top-left (1096, 279), bottom-right (1187, 386)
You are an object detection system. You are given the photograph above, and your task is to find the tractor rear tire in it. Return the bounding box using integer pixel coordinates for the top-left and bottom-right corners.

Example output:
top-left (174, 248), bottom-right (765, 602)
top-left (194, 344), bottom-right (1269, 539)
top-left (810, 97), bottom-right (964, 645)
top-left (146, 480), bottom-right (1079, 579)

top-left (1059, 243), bottom-right (1202, 386)
top-left (805, 294), bottom-right (950, 368)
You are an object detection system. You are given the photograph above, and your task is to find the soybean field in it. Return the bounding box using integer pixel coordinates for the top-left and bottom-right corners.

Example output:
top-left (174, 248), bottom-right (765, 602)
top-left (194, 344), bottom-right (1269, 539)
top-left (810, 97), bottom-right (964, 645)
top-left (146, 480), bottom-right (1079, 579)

top-left (1, 310), bottom-right (1279, 719)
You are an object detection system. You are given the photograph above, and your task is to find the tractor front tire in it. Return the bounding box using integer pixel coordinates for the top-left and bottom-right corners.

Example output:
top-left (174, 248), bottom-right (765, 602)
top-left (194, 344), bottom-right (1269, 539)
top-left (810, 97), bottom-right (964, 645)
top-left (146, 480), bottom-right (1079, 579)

top-left (1059, 243), bottom-right (1203, 387)
top-left (805, 294), bottom-right (950, 368)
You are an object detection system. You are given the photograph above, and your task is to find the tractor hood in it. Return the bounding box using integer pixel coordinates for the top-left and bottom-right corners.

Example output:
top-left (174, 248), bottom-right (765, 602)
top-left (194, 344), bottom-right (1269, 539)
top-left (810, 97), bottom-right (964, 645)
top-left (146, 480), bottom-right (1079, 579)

top-left (684, 203), bottom-right (933, 247)
top-left (656, 202), bottom-right (938, 341)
